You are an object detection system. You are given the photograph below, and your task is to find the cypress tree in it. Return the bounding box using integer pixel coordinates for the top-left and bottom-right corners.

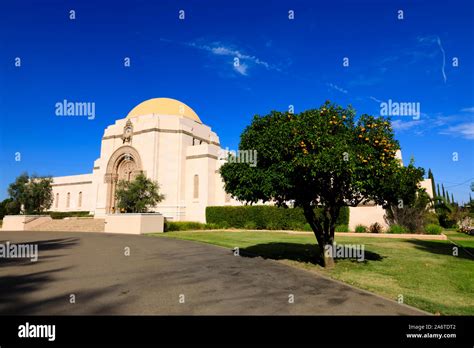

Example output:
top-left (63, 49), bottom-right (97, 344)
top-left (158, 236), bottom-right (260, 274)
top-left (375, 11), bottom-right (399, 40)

top-left (451, 193), bottom-right (455, 205)
top-left (428, 169), bottom-right (436, 198)
top-left (442, 184), bottom-right (446, 200)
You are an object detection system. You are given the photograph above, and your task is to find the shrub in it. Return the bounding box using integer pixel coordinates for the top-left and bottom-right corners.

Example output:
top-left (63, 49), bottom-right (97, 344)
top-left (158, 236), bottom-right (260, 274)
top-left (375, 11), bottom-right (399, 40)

top-left (206, 206), bottom-right (350, 231)
top-left (265, 221), bottom-right (280, 230)
top-left (423, 212), bottom-right (440, 226)
top-left (424, 224), bottom-right (443, 235)
top-left (355, 224), bottom-right (367, 233)
top-left (385, 190), bottom-right (430, 233)
top-left (389, 224), bottom-right (408, 234)
top-left (115, 173), bottom-right (164, 213)
top-left (335, 224), bottom-right (349, 232)
top-left (49, 211), bottom-right (92, 219)
top-left (369, 222), bottom-right (383, 234)
top-left (217, 221), bottom-right (229, 229)
top-left (244, 221), bottom-right (257, 230)
top-left (164, 221), bottom-right (221, 232)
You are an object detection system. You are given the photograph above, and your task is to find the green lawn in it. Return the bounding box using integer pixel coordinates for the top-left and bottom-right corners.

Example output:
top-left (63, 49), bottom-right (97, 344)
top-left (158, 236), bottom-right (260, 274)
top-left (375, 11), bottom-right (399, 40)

top-left (149, 230), bottom-right (474, 315)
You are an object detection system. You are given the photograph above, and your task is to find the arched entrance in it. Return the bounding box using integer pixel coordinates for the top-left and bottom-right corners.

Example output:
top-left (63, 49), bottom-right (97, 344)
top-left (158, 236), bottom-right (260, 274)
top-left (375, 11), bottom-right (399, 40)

top-left (104, 145), bottom-right (143, 214)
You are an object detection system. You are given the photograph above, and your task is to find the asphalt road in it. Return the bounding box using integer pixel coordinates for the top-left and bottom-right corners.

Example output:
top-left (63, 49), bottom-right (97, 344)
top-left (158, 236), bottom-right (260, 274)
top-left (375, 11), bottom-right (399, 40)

top-left (0, 231), bottom-right (425, 315)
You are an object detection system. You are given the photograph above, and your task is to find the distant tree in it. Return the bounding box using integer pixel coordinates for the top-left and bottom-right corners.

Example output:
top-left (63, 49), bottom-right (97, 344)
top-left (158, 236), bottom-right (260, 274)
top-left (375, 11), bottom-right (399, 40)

top-left (428, 168), bottom-right (436, 198)
top-left (451, 193), bottom-right (455, 205)
top-left (0, 199), bottom-right (7, 219)
top-left (442, 184), bottom-right (446, 200)
top-left (437, 183), bottom-right (441, 197)
top-left (7, 173), bottom-right (53, 214)
top-left (220, 101), bottom-right (424, 267)
top-left (115, 173), bottom-right (165, 213)
top-left (3, 198), bottom-right (20, 215)
top-left (447, 190), bottom-right (451, 204)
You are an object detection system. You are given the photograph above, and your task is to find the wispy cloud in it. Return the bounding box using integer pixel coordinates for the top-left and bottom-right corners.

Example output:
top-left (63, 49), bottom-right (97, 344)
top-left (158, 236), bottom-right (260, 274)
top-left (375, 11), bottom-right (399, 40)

top-left (233, 63), bottom-right (248, 76)
top-left (440, 122), bottom-right (474, 140)
top-left (417, 35), bottom-right (447, 83)
top-left (161, 38), bottom-right (280, 76)
top-left (392, 119), bottom-right (424, 131)
top-left (327, 83), bottom-right (348, 94)
top-left (437, 37), bottom-right (447, 83)
top-left (385, 112), bottom-right (473, 140)
top-left (369, 96), bottom-right (382, 103)
top-left (461, 107), bottom-right (474, 113)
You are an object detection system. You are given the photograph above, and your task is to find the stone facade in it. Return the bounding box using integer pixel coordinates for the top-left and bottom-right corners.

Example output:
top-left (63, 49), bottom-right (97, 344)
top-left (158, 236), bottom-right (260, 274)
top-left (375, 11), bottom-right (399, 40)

top-left (50, 98), bottom-right (239, 222)
top-left (49, 97), bottom-right (433, 228)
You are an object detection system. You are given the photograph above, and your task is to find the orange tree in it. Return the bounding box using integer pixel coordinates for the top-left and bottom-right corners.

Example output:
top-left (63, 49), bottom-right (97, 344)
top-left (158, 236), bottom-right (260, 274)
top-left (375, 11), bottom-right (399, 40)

top-left (220, 101), bottom-right (424, 267)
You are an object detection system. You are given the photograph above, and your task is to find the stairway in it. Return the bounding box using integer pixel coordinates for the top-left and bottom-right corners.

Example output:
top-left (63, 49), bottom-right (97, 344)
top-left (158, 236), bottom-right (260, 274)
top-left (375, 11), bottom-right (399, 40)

top-left (30, 218), bottom-right (105, 232)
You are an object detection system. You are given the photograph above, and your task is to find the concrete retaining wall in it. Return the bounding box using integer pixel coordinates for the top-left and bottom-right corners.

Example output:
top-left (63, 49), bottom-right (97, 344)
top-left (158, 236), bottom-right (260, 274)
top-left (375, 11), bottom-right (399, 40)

top-left (104, 213), bottom-right (164, 234)
top-left (2, 215), bottom-right (52, 231)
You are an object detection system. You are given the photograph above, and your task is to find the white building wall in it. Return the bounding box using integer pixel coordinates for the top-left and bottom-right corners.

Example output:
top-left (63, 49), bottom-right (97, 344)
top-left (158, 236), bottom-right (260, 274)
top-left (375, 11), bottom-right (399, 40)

top-left (51, 174), bottom-right (94, 212)
top-left (48, 109), bottom-right (426, 231)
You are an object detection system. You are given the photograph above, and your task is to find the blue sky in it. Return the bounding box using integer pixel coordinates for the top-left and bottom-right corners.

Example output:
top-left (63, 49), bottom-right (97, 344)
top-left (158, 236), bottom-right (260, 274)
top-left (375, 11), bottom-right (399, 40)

top-left (0, 0), bottom-right (473, 202)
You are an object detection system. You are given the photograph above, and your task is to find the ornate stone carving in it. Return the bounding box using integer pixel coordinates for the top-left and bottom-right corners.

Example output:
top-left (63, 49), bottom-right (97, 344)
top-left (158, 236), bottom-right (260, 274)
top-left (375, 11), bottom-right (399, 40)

top-left (122, 119), bottom-right (133, 144)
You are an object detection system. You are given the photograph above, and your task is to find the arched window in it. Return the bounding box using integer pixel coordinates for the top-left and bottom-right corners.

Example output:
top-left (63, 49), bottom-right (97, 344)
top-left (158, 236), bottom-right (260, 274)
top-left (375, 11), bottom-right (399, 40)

top-left (193, 175), bottom-right (199, 199)
top-left (78, 192), bottom-right (82, 208)
top-left (55, 193), bottom-right (59, 208)
top-left (66, 192), bottom-right (70, 208)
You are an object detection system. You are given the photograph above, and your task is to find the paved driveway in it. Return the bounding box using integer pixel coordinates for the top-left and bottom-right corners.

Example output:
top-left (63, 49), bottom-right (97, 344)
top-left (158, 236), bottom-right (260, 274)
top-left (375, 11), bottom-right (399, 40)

top-left (0, 231), bottom-right (425, 315)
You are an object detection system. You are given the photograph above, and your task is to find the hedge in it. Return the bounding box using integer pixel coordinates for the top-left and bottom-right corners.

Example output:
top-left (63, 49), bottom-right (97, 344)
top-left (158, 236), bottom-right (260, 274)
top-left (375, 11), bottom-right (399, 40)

top-left (206, 205), bottom-right (349, 231)
top-left (164, 221), bottom-right (221, 232)
top-left (48, 211), bottom-right (92, 219)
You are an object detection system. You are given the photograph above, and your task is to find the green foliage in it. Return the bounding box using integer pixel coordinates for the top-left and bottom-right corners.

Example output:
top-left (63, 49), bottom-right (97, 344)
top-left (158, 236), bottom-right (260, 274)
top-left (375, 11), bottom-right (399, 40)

top-left (355, 224), bottom-right (367, 233)
top-left (428, 168), bottom-right (436, 199)
top-left (115, 173), bottom-right (165, 213)
top-left (206, 205), bottom-right (349, 231)
top-left (389, 224), bottom-right (408, 234)
top-left (244, 221), bottom-right (257, 230)
top-left (369, 222), bottom-right (383, 234)
top-left (335, 224), bottom-right (349, 232)
top-left (48, 211), bottom-right (91, 219)
top-left (0, 200), bottom-right (5, 219)
top-left (385, 189), bottom-right (431, 233)
top-left (164, 221), bottom-right (220, 232)
top-left (7, 173), bottom-right (53, 214)
top-left (424, 224), bottom-right (443, 235)
top-left (0, 198), bottom-right (18, 218)
top-left (423, 212), bottom-right (440, 226)
top-left (219, 101), bottom-right (424, 266)
top-left (435, 196), bottom-right (462, 228)
top-left (4, 199), bottom-right (21, 215)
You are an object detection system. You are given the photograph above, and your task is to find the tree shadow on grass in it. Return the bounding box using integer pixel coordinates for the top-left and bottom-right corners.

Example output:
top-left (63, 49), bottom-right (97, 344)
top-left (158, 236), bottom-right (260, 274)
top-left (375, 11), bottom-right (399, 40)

top-left (239, 242), bottom-right (384, 267)
top-left (407, 240), bottom-right (474, 261)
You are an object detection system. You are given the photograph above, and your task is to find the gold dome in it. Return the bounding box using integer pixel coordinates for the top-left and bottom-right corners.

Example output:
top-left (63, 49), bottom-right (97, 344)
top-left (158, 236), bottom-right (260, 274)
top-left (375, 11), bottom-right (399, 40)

top-left (126, 98), bottom-right (202, 123)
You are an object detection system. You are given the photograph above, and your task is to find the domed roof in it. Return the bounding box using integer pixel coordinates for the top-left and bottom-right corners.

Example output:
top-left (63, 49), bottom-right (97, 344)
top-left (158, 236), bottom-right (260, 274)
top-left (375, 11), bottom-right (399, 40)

top-left (126, 98), bottom-right (202, 123)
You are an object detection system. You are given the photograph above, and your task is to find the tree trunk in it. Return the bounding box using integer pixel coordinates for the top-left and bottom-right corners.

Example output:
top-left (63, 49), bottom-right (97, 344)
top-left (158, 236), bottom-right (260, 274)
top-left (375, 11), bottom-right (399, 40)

top-left (322, 243), bottom-right (335, 269)
top-left (303, 204), bottom-right (335, 268)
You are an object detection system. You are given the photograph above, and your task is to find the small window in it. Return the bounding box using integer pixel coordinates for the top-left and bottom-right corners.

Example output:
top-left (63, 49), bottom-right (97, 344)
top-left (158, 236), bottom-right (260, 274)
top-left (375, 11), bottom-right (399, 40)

top-left (55, 193), bottom-right (59, 208)
top-left (66, 192), bottom-right (70, 208)
top-left (193, 175), bottom-right (199, 199)
top-left (78, 192), bottom-right (82, 208)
